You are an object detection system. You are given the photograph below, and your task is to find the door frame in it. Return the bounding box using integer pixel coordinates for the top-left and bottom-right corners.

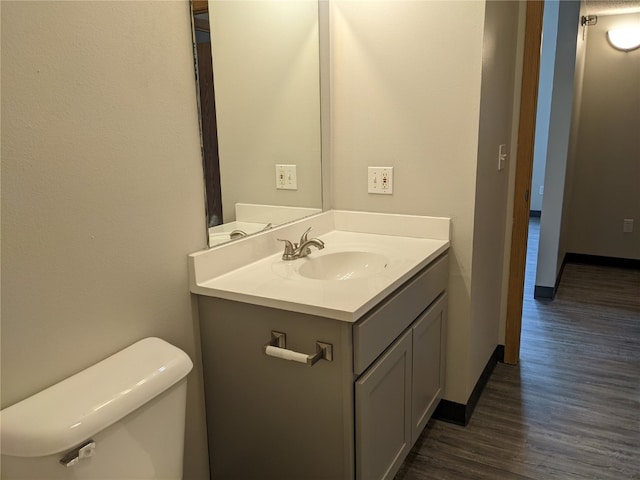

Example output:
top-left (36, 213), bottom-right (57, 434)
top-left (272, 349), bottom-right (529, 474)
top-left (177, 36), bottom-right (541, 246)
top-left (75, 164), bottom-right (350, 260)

top-left (504, 1), bottom-right (544, 365)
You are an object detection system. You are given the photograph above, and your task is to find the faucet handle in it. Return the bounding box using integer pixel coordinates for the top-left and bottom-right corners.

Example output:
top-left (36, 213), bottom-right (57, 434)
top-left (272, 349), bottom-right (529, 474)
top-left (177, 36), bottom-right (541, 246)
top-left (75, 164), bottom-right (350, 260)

top-left (277, 239), bottom-right (296, 260)
top-left (299, 227), bottom-right (313, 244)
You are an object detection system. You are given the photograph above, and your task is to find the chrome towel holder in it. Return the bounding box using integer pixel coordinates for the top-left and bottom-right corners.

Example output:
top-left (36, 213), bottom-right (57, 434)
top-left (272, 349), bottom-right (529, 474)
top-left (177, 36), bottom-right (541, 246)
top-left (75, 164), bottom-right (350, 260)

top-left (264, 331), bottom-right (333, 366)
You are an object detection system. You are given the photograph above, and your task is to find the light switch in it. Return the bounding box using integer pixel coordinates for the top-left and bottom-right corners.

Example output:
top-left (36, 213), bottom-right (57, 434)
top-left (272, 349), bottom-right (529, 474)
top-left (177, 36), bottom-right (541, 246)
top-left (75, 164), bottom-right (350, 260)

top-left (623, 218), bottom-right (634, 233)
top-left (498, 144), bottom-right (507, 171)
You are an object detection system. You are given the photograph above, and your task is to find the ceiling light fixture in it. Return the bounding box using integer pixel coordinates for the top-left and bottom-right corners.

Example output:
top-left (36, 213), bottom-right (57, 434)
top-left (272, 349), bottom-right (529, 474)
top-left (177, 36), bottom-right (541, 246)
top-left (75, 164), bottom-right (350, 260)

top-left (607, 28), bottom-right (640, 51)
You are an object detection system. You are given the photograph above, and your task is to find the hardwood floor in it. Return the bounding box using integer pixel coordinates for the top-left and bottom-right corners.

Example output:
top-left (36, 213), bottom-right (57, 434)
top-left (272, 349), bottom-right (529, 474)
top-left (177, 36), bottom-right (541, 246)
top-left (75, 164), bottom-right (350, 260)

top-left (395, 218), bottom-right (640, 479)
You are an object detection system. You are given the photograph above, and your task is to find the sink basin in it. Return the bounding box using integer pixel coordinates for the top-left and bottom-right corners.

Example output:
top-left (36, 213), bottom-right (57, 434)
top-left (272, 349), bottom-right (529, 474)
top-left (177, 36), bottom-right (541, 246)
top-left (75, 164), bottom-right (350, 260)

top-left (297, 251), bottom-right (389, 281)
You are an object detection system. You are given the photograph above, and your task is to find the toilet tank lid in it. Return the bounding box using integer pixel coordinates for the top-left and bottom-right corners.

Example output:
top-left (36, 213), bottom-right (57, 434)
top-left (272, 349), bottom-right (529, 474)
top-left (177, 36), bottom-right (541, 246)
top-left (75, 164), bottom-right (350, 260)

top-left (0, 337), bottom-right (193, 458)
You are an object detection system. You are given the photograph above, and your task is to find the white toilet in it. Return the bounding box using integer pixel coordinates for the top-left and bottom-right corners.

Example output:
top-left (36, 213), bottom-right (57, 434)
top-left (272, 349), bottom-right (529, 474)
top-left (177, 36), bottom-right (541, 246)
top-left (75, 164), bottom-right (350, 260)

top-left (0, 337), bottom-right (193, 479)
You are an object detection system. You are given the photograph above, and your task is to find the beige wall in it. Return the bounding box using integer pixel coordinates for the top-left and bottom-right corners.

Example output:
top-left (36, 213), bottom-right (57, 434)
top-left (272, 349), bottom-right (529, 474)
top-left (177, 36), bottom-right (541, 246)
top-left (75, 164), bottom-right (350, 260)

top-left (469, 0), bottom-right (520, 394)
top-left (559, 1), bottom-right (589, 269)
top-left (566, 12), bottom-right (640, 260)
top-left (1, 2), bottom-right (210, 478)
top-left (330, 0), bottom-right (520, 404)
top-left (498, 1), bottom-right (527, 348)
top-left (210, 0), bottom-right (322, 223)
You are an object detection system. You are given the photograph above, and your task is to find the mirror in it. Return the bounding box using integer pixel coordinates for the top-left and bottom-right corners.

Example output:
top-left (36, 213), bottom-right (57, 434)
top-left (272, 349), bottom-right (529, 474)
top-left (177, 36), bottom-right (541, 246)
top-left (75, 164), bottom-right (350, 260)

top-left (191, 0), bottom-right (323, 247)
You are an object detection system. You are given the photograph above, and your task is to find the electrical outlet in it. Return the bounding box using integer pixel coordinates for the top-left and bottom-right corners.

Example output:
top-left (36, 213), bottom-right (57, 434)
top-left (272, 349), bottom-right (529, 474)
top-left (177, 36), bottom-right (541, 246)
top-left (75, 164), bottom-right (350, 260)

top-left (368, 167), bottom-right (393, 194)
top-left (539, 185), bottom-right (544, 195)
top-left (275, 164), bottom-right (297, 190)
top-left (623, 218), bottom-right (634, 233)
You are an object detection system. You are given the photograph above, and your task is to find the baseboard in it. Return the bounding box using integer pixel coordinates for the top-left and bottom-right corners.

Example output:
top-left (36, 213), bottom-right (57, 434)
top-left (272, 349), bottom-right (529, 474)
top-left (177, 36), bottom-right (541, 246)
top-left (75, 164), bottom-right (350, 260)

top-left (529, 210), bottom-right (541, 218)
top-left (565, 253), bottom-right (640, 270)
top-left (536, 253), bottom-right (640, 301)
top-left (433, 345), bottom-right (501, 426)
top-left (534, 251), bottom-right (569, 301)
top-left (534, 285), bottom-right (555, 299)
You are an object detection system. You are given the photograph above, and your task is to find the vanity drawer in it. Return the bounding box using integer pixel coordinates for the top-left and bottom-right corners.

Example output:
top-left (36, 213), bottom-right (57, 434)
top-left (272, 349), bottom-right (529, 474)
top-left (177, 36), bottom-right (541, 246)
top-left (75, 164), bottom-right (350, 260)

top-left (353, 253), bottom-right (448, 375)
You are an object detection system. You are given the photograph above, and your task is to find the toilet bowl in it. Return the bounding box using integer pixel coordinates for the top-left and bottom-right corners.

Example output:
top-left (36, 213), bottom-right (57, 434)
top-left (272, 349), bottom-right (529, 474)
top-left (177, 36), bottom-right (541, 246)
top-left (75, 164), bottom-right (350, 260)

top-left (0, 337), bottom-right (193, 479)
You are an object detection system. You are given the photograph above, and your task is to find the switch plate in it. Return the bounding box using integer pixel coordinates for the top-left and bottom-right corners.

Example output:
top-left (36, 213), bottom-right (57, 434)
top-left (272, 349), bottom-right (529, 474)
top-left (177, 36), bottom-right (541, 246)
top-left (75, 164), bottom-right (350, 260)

top-left (623, 218), bottom-right (634, 233)
top-left (539, 185), bottom-right (544, 195)
top-left (368, 167), bottom-right (393, 194)
top-left (275, 164), bottom-right (297, 190)
top-left (498, 144), bottom-right (507, 171)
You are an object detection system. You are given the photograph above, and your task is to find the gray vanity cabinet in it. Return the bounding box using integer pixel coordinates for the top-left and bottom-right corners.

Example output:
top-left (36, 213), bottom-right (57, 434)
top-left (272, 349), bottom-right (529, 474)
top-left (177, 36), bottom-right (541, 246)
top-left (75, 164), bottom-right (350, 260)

top-left (355, 329), bottom-right (413, 480)
top-left (197, 252), bottom-right (448, 480)
top-left (411, 293), bottom-right (447, 444)
top-left (355, 292), bottom-right (448, 480)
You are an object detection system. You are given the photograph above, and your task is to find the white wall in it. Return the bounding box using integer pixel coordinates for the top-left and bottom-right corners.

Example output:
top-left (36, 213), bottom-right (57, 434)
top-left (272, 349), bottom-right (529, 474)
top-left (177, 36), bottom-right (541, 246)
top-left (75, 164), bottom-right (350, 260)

top-left (210, 0), bottom-right (322, 223)
top-left (530, 2), bottom-right (560, 213)
top-left (566, 12), bottom-right (640, 260)
top-left (330, 0), bottom-right (520, 405)
top-left (0, 2), bottom-right (210, 478)
top-left (535, 0), bottom-right (582, 289)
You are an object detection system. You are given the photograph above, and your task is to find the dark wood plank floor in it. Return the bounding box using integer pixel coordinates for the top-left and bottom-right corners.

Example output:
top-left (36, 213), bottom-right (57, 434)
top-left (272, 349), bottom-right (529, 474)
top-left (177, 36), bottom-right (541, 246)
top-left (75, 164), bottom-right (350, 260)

top-left (395, 218), bottom-right (640, 479)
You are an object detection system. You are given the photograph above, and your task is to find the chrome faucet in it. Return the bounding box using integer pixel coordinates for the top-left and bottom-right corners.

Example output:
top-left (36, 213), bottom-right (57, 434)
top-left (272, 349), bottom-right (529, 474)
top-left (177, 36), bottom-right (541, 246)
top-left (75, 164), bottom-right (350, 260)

top-left (278, 227), bottom-right (325, 261)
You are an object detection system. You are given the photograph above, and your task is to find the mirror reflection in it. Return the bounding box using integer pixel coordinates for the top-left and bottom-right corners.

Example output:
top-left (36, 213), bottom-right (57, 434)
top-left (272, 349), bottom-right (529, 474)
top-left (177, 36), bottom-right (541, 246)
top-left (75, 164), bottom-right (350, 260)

top-left (192, 0), bottom-right (323, 247)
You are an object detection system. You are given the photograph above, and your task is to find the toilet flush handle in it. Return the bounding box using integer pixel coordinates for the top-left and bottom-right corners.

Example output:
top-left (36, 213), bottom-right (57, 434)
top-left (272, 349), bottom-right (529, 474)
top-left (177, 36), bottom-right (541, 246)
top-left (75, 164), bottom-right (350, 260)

top-left (59, 439), bottom-right (96, 468)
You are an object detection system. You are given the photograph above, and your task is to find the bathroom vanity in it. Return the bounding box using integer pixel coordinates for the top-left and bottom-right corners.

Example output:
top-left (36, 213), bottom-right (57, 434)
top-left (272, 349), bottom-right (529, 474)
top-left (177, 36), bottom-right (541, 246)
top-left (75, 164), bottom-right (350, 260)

top-left (190, 211), bottom-right (450, 480)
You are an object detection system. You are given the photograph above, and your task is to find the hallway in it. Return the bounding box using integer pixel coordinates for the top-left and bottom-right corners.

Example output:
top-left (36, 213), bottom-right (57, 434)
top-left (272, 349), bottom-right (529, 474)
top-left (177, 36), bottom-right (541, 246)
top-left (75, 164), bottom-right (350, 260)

top-left (395, 218), bottom-right (640, 479)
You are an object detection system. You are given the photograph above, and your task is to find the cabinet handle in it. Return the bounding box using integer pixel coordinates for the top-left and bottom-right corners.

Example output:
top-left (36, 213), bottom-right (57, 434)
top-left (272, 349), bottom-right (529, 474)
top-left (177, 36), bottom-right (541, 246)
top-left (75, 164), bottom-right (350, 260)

top-left (264, 331), bottom-right (333, 366)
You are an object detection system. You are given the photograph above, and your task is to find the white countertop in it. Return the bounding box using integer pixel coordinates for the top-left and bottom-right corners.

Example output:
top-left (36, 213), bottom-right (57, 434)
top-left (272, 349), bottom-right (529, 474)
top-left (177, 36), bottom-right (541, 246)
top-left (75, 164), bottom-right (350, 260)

top-left (189, 210), bottom-right (450, 322)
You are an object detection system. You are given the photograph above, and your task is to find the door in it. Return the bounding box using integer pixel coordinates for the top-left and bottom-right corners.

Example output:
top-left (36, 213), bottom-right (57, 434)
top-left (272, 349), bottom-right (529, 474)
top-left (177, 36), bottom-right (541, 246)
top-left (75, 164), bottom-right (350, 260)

top-left (505, 1), bottom-right (544, 364)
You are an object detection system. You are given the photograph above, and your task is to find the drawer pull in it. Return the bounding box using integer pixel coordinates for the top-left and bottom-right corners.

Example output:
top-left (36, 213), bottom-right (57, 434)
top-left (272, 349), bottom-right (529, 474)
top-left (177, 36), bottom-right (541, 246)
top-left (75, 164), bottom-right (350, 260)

top-left (264, 331), bottom-right (333, 366)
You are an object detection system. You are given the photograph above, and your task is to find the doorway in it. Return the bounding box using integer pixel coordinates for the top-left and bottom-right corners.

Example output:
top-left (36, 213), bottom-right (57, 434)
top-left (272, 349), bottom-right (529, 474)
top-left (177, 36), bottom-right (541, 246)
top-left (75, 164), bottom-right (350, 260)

top-left (505, 1), bottom-right (640, 364)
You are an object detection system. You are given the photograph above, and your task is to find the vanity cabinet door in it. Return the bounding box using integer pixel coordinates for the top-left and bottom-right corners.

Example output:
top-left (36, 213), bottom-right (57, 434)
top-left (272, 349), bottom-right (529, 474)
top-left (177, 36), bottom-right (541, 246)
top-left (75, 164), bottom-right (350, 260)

top-left (411, 293), bottom-right (447, 444)
top-left (355, 329), bottom-right (412, 480)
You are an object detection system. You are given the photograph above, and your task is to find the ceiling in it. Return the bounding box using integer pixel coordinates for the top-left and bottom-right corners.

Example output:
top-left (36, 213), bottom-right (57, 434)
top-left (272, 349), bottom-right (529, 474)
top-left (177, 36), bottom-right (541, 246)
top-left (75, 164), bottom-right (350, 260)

top-left (585, 0), bottom-right (640, 15)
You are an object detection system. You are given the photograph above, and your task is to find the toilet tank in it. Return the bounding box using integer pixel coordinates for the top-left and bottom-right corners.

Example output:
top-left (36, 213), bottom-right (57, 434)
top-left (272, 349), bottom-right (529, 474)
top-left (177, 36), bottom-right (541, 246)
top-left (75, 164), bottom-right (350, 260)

top-left (0, 337), bottom-right (193, 480)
